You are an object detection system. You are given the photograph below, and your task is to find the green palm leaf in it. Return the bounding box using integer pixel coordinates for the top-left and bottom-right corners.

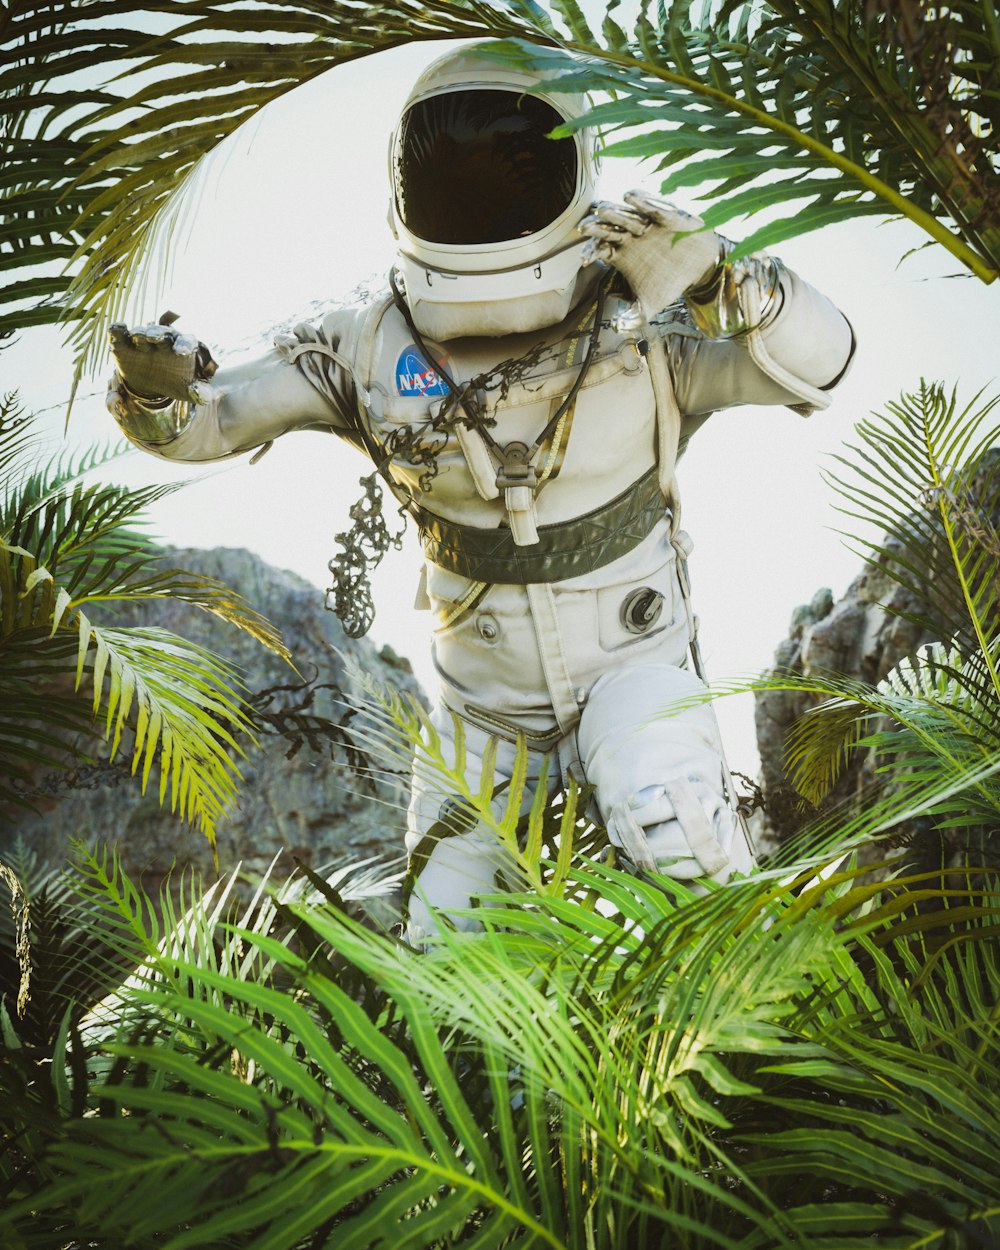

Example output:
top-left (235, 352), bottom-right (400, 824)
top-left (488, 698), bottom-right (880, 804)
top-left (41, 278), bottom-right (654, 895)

top-left (4, 838), bottom-right (997, 1248)
top-left (514, 4), bottom-right (997, 269)
top-left (773, 657), bottom-right (1000, 810)
top-left (739, 381), bottom-right (1000, 811)
top-left (1, 0), bottom-right (525, 375)
top-left (825, 384), bottom-right (1000, 665)
top-left (663, 378), bottom-right (1000, 838)
top-left (5, 2), bottom-right (999, 383)
top-left (0, 398), bottom-right (290, 839)
top-left (1, 542), bottom-right (250, 835)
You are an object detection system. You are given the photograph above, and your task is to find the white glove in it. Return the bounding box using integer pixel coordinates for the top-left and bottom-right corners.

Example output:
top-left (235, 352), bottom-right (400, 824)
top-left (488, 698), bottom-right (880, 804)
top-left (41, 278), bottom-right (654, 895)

top-left (109, 319), bottom-right (216, 403)
top-left (578, 189), bottom-right (723, 319)
top-left (606, 780), bottom-right (734, 879)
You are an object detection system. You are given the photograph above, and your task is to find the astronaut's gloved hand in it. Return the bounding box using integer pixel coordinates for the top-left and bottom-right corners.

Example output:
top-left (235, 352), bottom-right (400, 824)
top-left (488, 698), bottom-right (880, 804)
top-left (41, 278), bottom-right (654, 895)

top-left (109, 321), bottom-right (217, 403)
top-left (578, 189), bottom-right (724, 319)
top-left (606, 779), bottom-right (734, 880)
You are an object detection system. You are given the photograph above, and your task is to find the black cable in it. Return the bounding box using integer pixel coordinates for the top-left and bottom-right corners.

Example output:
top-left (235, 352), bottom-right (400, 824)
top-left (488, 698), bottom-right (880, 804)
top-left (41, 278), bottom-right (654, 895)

top-left (388, 264), bottom-right (614, 467)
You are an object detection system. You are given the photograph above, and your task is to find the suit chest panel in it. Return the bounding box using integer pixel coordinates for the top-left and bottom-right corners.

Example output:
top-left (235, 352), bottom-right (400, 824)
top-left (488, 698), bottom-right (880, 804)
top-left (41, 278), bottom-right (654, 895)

top-left (366, 303), bottom-right (659, 525)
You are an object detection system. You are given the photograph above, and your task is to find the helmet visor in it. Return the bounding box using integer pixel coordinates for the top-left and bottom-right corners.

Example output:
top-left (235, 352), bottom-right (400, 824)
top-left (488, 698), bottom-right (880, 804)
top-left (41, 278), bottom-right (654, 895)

top-left (394, 89), bottom-right (578, 246)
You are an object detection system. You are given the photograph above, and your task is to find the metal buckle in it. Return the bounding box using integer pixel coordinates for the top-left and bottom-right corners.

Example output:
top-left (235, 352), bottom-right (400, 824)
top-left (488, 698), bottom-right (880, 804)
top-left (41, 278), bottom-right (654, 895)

top-left (495, 441), bottom-right (537, 490)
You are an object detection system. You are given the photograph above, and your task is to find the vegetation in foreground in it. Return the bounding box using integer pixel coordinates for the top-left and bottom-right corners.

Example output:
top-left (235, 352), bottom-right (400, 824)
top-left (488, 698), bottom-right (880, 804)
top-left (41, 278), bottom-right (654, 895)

top-left (0, 824), bottom-right (996, 1247)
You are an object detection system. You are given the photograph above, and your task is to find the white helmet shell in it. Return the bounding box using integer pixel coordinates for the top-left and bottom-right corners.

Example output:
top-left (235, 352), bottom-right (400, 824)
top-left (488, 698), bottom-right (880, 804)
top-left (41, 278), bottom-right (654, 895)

top-left (389, 40), bottom-right (601, 338)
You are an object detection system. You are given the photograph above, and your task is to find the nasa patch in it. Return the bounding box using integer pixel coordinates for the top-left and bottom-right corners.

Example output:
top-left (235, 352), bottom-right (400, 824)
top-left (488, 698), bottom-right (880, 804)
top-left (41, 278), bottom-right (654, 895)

top-left (395, 343), bottom-right (449, 397)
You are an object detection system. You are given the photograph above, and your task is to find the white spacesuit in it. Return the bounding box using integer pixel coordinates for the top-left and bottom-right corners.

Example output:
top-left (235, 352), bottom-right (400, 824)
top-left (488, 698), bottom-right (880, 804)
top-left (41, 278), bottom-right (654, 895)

top-left (107, 41), bottom-right (855, 940)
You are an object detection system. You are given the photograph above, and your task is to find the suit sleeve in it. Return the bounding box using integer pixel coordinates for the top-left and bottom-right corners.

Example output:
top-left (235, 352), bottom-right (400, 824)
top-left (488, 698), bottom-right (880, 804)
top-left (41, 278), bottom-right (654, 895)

top-left (109, 314), bottom-right (362, 464)
top-left (663, 266), bottom-right (856, 419)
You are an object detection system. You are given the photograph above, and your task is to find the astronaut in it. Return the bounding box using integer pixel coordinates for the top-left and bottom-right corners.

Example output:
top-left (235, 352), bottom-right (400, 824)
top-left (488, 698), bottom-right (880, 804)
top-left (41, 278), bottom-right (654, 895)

top-left (107, 41), bottom-right (855, 940)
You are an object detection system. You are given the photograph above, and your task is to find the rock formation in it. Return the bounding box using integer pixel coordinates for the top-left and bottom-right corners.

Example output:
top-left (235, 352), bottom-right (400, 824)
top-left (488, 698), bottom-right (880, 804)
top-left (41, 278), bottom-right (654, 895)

top-left (0, 547), bottom-right (422, 900)
top-left (752, 558), bottom-right (929, 847)
top-left (754, 447), bottom-right (1000, 862)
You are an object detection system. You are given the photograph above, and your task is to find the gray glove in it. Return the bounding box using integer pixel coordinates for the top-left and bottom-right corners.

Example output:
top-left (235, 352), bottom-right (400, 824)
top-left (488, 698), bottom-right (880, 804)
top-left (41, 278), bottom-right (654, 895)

top-left (605, 780), bottom-right (732, 878)
top-left (579, 189), bottom-right (724, 319)
top-left (109, 316), bottom-right (217, 403)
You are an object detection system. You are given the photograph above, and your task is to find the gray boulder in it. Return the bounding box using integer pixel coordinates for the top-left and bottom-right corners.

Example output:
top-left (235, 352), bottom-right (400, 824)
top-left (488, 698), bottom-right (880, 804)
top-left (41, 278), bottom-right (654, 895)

top-left (0, 547), bottom-right (422, 899)
top-left (754, 448), bottom-right (1000, 862)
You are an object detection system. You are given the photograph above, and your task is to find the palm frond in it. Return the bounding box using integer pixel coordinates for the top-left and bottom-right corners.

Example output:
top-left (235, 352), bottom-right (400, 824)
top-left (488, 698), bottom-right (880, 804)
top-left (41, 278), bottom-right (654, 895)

top-left (824, 382), bottom-right (1000, 689)
top-left (2, 838), bottom-right (997, 1249)
top-left (1, 0), bottom-right (541, 378)
top-left (0, 403), bottom-right (291, 838)
top-left (724, 381), bottom-right (1000, 825)
top-left (492, 1), bottom-right (1000, 277)
top-left (5, 2), bottom-right (999, 381)
top-left (343, 657), bottom-right (590, 918)
top-left (772, 644), bottom-right (999, 805)
top-left (0, 537), bottom-right (256, 835)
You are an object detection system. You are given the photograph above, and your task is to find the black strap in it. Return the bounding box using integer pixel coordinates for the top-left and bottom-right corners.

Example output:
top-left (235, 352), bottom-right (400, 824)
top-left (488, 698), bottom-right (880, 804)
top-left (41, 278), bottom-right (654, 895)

top-left (413, 466), bottom-right (666, 585)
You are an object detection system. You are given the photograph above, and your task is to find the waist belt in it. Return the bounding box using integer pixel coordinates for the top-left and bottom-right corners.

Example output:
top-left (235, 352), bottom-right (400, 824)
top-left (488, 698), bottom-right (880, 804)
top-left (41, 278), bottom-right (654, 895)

top-left (414, 467), bottom-right (666, 585)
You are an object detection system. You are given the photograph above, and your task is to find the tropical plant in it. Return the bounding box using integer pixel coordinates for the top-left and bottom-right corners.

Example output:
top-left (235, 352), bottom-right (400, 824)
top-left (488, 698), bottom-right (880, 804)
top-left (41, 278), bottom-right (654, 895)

top-left (0, 840), bottom-right (95, 1051)
top-left (0, 776), bottom-right (997, 1249)
top-left (732, 381), bottom-right (1000, 873)
top-left (3, 4), bottom-right (1000, 1245)
top-left (0, 391), bottom-right (290, 842)
top-left (0, 841), bottom-right (406, 1245)
top-left (2, 1), bottom-right (997, 383)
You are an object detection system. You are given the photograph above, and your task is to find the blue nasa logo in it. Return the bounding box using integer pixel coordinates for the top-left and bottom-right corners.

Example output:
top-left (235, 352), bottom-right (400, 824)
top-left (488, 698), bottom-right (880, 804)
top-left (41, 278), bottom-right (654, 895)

top-left (395, 343), bottom-right (449, 397)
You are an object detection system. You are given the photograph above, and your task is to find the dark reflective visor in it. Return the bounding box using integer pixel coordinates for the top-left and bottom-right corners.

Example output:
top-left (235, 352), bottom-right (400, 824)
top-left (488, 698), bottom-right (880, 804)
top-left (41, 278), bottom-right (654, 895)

top-left (394, 89), bottom-right (578, 246)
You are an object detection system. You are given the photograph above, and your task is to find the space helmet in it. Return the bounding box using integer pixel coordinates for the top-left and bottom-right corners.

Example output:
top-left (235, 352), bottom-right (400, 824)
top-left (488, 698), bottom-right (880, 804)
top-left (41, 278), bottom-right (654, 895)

top-left (389, 40), bottom-right (600, 339)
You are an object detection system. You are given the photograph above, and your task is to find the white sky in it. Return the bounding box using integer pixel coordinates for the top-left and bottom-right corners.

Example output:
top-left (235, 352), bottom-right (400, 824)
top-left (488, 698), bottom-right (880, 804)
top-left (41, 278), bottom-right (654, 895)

top-left (8, 37), bottom-right (1000, 774)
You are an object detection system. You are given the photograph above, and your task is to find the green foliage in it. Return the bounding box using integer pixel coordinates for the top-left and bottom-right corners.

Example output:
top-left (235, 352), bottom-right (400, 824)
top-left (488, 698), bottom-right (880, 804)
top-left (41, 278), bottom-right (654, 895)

top-left (2, 385), bottom-right (996, 1244)
top-left (524, 1), bottom-right (1000, 271)
top-left (345, 661), bottom-right (591, 915)
top-left (3, 7), bottom-right (999, 1245)
top-left (0, 393), bottom-right (291, 841)
top-left (2, 664), bottom-right (999, 1248)
top-left (0, 830), bottom-right (997, 1248)
top-left (738, 382), bottom-right (1000, 856)
top-left (0, 0), bottom-right (524, 375)
top-left (2, 2), bottom-right (998, 383)
top-left (2, 543), bottom-right (998, 1245)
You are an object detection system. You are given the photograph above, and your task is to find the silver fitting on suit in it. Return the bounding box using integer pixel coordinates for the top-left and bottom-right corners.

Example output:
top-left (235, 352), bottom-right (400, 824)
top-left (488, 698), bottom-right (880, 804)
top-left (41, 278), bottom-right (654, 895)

top-left (685, 240), bottom-right (784, 339)
top-left (107, 377), bottom-right (196, 446)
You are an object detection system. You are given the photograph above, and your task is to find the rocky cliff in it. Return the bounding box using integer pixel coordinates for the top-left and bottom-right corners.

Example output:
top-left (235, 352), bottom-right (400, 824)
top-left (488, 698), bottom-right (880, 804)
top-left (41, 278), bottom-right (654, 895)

top-left (754, 447), bottom-right (1000, 863)
top-left (752, 556), bottom-right (929, 847)
top-left (0, 547), bottom-right (422, 899)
